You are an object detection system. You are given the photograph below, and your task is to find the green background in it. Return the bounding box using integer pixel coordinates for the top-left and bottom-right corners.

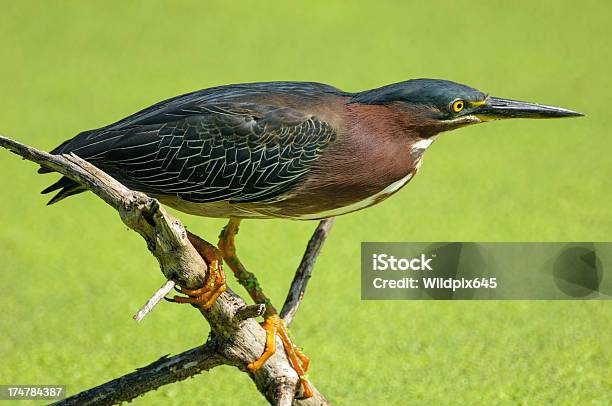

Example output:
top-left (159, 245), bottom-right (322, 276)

top-left (0, 1), bottom-right (610, 404)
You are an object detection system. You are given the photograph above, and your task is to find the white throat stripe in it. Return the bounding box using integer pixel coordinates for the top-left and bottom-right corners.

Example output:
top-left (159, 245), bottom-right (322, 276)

top-left (412, 137), bottom-right (436, 150)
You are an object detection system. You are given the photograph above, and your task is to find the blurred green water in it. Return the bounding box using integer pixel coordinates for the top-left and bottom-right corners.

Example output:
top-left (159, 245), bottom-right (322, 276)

top-left (0, 1), bottom-right (610, 404)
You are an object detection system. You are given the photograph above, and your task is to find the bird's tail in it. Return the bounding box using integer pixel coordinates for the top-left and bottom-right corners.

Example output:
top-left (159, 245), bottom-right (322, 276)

top-left (38, 137), bottom-right (87, 205)
top-left (39, 175), bottom-right (86, 205)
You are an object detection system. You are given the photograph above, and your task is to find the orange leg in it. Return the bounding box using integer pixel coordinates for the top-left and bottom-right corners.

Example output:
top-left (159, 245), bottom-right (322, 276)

top-left (166, 231), bottom-right (226, 311)
top-left (218, 219), bottom-right (313, 398)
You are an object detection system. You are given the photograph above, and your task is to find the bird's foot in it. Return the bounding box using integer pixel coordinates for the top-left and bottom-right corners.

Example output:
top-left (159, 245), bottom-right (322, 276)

top-left (248, 313), bottom-right (313, 398)
top-left (166, 263), bottom-right (226, 310)
top-left (218, 219), bottom-right (313, 397)
top-left (166, 232), bottom-right (226, 310)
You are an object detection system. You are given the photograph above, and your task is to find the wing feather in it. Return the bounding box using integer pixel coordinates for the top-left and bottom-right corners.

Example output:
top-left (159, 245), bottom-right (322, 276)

top-left (43, 101), bottom-right (336, 205)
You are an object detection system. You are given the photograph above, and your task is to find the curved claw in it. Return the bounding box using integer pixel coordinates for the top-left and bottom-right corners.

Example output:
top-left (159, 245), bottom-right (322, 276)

top-left (168, 268), bottom-right (226, 310)
top-left (247, 314), bottom-right (313, 398)
top-left (166, 234), bottom-right (226, 311)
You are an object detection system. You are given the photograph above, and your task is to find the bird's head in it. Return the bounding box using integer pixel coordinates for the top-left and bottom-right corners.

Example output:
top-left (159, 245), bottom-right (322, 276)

top-left (351, 78), bottom-right (583, 138)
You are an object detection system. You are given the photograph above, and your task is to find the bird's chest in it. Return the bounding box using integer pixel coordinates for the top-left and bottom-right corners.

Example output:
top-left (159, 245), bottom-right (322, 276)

top-left (282, 137), bottom-right (431, 219)
top-left (300, 168), bottom-right (417, 219)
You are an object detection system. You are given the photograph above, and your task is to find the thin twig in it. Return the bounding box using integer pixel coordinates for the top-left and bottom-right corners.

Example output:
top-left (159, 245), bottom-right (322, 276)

top-left (133, 279), bottom-right (176, 322)
top-left (281, 218), bottom-right (335, 326)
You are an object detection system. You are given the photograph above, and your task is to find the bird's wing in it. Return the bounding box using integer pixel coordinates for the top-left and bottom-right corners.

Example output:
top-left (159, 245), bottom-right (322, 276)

top-left (43, 102), bottom-right (336, 204)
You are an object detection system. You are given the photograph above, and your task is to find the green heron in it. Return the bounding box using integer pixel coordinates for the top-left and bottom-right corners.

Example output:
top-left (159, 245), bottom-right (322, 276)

top-left (39, 79), bottom-right (582, 396)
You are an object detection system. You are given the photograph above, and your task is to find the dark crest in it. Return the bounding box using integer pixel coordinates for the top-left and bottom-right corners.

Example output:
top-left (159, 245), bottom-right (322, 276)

top-left (351, 79), bottom-right (486, 108)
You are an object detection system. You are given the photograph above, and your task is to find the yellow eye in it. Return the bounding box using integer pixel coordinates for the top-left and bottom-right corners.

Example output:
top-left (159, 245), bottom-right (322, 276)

top-left (451, 100), bottom-right (465, 113)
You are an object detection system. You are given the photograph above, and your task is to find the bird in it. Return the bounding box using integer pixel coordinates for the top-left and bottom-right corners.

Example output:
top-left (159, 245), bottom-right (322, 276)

top-left (38, 78), bottom-right (583, 396)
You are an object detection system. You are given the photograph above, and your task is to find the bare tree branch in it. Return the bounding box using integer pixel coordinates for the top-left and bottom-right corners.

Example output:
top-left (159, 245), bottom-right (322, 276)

top-left (0, 135), bottom-right (208, 289)
top-left (0, 135), bottom-right (331, 405)
top-left (281, 218), bottom-right (335, 326)
top-left (51, 342), bottom-right (225, 406)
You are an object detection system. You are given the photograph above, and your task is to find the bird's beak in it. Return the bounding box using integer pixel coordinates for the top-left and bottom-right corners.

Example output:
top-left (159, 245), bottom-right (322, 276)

top-left (474, 96), bottom-right (584, 121)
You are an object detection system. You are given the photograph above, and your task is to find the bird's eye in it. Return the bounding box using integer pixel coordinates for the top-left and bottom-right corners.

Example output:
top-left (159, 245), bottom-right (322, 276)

top-left (451, 100), bottom-right (465, 113)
